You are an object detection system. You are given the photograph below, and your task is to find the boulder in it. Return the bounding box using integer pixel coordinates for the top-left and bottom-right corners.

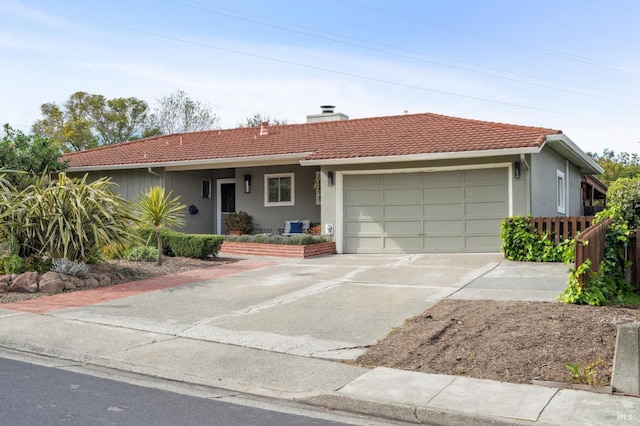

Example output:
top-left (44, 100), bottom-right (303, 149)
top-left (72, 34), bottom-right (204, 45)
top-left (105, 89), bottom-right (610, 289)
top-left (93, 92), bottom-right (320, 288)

top-left (95, 273), bottom-right (113, 287)
top-left (39, 272), bottom-right (65, 294)
top-left (0, 275), bottom-right (10, 293)
top-left (87, 277), bottom-right (100, 288)
top-left (10, 271), bottom-right (39, 293)
top-left (60, 274), bottom-right (85, 289)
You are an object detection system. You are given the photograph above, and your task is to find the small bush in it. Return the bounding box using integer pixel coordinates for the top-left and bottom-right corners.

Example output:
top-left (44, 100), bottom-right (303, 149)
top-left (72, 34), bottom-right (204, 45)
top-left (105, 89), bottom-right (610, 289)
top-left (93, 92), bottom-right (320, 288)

top-left (102, 243), bottom-right (130, 260)
top-left (124, 246), bottom-right (158, 262)
top-left (164, 233), bottom-right (224, 259)
top-left (224, 234), bottom-right (330, 245)
top-left (0, 254), bottom-right (24, 274)
top-left (51, 258), bottom-right (89, 277)
top-left (500, 216), bottom-right (574, 262)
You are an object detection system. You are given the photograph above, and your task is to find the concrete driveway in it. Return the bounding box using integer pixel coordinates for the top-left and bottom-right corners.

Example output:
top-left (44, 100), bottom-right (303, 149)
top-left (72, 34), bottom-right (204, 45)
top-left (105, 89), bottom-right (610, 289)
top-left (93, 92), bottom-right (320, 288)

top-left (49, 253), bottom-right (568, 360)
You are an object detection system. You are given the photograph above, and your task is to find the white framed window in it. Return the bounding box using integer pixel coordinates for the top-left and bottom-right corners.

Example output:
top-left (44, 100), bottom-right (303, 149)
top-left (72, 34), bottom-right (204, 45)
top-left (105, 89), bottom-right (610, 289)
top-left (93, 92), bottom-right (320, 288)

top-left (264, 173), bottom-right (294, 206)
top-left (202, 179), bottom-right (212, 199)
top-left (556, 170), bottom-right (566, 214)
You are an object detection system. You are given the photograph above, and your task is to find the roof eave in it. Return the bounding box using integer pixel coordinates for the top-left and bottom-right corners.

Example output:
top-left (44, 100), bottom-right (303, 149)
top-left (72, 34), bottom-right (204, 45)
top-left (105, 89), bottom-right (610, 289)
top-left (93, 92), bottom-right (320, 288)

top-left (68, 153), bottom-right (313, 173)
top-left (543, 134), bottom-right (604, 175)
top-left (299, 147), bottom-right (541, 166)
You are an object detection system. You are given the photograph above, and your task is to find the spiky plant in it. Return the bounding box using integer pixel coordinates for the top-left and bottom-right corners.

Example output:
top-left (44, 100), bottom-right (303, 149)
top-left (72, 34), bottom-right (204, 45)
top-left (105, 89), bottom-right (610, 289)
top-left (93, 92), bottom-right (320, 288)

top-left (136, 186), bottom-right (185, 265)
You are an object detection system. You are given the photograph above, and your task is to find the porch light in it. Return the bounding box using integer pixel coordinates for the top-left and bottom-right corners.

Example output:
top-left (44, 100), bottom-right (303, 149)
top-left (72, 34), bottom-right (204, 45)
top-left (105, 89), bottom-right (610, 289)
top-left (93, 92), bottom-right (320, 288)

top-left (328, 171), bottom-right (334, 186)
top-left (244, 174), bottom-right (252, 193)
top-left (514, 162), bottom-right (521, 179)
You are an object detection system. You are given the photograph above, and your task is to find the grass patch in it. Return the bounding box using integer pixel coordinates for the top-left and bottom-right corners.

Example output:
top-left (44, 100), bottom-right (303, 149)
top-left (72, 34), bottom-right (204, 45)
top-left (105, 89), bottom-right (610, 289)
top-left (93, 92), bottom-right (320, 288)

top-left (620, 292), bottom-right (640, 307)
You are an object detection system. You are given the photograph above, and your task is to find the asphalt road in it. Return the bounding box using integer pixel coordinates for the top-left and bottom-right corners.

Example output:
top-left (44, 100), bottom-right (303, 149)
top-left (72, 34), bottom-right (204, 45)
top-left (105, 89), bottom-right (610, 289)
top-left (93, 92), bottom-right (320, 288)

top-left (0, 356), bottom-right (364, 426)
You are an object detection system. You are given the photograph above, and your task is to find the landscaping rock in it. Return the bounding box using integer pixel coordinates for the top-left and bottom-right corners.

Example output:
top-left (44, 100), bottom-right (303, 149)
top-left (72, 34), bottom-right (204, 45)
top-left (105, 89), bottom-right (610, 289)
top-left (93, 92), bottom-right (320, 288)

top-left (84, 277), bottom-right (99, 288)
top-left (10, 271), bottom-right (39, 293)
top-left (95, 273), bottom-right (113, 287)
top-left (0, 275), bottom-right (10, 293)
top-left (60, 274), bottom-right (85, 290)
top-left (38, 272), bottom-right (65, 294)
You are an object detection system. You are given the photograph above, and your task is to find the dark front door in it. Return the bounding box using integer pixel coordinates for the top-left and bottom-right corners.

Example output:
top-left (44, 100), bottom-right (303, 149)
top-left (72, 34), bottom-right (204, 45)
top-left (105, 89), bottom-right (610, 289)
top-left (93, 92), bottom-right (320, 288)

top-left (220, 182), bottom-right (235, 234)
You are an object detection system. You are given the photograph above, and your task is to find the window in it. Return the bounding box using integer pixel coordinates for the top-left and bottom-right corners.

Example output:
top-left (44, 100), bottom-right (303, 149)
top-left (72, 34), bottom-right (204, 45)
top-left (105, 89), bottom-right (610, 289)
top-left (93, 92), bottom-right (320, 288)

top-left (202, 179), bottom-right (212, 199)
top-left (265, 173), bottom-right (294, 206)
top-left (556, 170), bottom-right (565, 214)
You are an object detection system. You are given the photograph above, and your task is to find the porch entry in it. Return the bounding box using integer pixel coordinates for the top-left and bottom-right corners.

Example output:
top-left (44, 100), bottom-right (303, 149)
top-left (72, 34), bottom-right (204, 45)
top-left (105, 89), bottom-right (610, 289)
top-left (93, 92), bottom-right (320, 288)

top-left (217, 178), bottom-right (235, 234)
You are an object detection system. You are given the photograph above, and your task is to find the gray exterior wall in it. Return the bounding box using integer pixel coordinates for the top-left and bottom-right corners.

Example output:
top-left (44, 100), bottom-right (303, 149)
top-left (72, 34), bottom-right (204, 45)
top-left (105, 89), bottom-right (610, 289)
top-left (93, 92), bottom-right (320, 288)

top-left (530, 146), bottom-right (582, 216)
top-left (235, 164), bottom-right (320, 234)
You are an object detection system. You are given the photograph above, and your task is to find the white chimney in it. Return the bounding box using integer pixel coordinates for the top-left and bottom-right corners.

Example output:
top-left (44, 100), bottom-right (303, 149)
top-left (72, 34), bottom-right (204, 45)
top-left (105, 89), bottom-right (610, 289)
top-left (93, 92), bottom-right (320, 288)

top-left (307, 105), bottom-right (349, 123)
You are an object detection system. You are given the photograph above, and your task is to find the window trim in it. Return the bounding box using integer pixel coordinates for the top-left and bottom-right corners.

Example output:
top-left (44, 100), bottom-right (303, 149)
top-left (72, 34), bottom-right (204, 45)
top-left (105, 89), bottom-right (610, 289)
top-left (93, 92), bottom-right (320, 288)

top-left (202, 179), bottom-right (212, 199)
top-left (264, 172), bottom-right (295, 206)
top-left (556, 170), bottom-right (566, 214)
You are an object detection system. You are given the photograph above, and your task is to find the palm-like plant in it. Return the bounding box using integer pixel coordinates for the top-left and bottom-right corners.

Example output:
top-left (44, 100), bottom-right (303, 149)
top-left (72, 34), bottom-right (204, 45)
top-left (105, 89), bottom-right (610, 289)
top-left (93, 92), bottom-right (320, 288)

top-left (0, 173), bottom-right (140, 262)
top-left (136, 186), bottom-right (185, 265)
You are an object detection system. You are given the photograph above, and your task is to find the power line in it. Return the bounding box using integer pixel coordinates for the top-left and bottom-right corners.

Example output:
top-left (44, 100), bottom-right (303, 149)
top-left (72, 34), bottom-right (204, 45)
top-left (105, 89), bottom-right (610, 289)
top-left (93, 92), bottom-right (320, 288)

top-left (43, 10), bottom-right (567, 115)
top-left (181, 1), bottom-right (640, 106)
top-left (336, 0), bottom-right (638, 75)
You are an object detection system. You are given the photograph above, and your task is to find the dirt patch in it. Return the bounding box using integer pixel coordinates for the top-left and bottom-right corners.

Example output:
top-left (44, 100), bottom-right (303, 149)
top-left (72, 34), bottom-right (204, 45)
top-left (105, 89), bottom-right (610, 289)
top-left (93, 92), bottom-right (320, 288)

top-left (355, 299), bottom-right (640, 385)
top-left (0, 256), bottom-right (235, 304)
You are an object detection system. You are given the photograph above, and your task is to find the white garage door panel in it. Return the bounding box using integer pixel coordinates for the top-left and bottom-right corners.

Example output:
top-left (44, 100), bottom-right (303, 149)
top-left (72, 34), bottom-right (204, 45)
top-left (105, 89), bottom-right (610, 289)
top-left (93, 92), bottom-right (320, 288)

top-left (343, 168), bottom-right (508, 253)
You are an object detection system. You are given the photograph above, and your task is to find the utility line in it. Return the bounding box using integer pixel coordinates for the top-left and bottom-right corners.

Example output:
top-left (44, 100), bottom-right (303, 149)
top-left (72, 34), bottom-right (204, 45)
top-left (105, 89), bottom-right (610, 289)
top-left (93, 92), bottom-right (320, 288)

top-left (44, 10), bottom-right (566, 115)
top-left (336, 0), bottom-right (637, 75)
top-left (182, 1), bottom-right (640, 105)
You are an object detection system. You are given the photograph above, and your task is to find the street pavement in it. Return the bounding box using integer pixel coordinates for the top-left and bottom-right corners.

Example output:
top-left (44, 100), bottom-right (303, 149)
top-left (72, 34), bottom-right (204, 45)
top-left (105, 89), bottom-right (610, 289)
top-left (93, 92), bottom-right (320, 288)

top-left (0, 253), bottom-right (637, 425)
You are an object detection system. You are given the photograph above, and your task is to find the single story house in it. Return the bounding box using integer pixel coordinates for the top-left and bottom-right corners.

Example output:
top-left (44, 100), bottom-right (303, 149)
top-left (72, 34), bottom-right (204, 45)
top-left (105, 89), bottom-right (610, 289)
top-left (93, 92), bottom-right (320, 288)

top-left (63, 107), bottom-right (603, 254)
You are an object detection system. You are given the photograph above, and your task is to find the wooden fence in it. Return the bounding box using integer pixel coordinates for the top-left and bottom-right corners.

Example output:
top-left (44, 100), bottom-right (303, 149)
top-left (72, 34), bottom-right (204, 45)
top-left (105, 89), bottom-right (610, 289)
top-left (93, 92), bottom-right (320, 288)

top-left (574, 218), bottom-right (613, 283)
top-left (527, 216), bottom-right (594, 244)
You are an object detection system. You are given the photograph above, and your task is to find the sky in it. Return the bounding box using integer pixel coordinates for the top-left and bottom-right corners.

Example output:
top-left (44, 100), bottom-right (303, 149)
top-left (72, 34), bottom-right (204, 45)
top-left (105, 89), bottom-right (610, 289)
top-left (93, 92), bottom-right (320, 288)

top-left (1, 0), bottom-right (640, 154)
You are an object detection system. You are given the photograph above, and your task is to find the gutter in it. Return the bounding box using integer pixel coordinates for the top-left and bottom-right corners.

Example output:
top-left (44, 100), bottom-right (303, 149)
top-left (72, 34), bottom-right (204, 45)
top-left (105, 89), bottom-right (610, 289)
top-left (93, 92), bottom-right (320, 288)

top-left (300, 147), bottom-right (540, 166)
top-left (67, 152), bottom-right (313, 173)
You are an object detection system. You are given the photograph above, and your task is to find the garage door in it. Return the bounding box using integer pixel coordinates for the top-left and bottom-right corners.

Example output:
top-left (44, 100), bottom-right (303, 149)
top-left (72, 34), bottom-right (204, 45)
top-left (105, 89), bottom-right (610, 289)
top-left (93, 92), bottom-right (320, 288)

top-left (343, 168), bottom-right (508, 253)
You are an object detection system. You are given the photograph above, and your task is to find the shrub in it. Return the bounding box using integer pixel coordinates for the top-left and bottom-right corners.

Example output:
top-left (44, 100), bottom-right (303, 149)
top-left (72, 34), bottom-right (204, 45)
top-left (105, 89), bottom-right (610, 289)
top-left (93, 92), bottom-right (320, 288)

top-left (138, 228), bottom-right (223, 259)
top-left (608, 177), bottom-right (640, 229)
top-left (124, 246), bottom-right (158, 262)
top-left (223, 211), bottom-right (253, 234)
top-left (224, 234), bottom-right (330, 245)
top-left (0, 254), bottom-right (24, 274)
top-left (560, 209), bottom-right (631, 305)
top-left (51, 258), bottom-right (89, 277)
top-left (500, 216), bottom-right (574, 262)
top-left (0, 173), bottom-right (141, 262)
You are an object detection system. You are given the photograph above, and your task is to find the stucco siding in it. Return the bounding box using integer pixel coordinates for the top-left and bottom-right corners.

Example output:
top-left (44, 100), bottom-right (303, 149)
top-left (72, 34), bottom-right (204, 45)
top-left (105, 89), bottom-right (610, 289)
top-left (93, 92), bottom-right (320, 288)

top-left (235, 165), bottom-right (320, 234)
top-left (530, 146), bottom-right (582, 216)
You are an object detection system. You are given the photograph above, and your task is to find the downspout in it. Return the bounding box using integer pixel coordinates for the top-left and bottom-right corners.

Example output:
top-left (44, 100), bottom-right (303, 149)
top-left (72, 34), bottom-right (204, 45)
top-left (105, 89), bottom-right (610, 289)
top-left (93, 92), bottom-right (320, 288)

top-left (520, 153), bottom-right (531, 215)
top-left (147, 167), bottom-right (164, 186)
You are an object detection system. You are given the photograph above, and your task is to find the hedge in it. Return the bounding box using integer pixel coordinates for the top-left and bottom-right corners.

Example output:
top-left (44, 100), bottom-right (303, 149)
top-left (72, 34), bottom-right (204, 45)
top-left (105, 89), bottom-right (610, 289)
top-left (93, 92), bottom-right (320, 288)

top-left (139, 228), bottom-right (224, 259)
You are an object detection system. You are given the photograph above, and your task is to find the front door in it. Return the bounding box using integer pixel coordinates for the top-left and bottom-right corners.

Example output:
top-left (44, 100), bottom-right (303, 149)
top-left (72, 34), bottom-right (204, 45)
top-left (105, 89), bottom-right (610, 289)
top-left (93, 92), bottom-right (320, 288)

top-left (217, 179), bottom-right (236, 234)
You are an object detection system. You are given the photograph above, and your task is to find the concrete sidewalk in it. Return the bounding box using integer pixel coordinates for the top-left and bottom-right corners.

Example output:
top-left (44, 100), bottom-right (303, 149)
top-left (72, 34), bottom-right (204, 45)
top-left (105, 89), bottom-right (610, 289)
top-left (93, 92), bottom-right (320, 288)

top-left (0, 254), bottom-right (638, 425)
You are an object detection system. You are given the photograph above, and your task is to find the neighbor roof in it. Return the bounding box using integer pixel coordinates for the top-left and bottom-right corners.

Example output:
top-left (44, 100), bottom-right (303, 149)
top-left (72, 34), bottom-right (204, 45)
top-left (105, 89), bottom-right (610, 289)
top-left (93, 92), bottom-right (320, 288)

top-left (63, 112), bottom-right (598, 172)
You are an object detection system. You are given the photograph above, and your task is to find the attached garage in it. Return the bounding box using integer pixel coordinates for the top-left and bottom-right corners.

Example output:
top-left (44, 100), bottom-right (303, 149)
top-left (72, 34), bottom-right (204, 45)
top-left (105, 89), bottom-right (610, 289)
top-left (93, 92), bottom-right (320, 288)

top-left (342, 167), bottom-right (509, 253)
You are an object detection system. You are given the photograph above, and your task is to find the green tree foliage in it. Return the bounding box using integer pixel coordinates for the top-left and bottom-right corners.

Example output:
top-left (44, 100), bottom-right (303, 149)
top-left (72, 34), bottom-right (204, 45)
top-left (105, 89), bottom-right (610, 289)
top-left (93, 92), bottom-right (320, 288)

top-left (238, 113), bottom-right (288, 128)
top-left (0, 124), bottom-right (67, 188)
top-left (0, 173), bottom-right (140, 262)
top-left (149, 90), bottom-right (220, 134)
top-left (607, 177), bottom-right (640, 229)
top-left (136, 186), bottom-right (186, 265)
top-left (588, 149), bottom-right (640, 185)
top-left (32, 91), bottom-right (152, 151)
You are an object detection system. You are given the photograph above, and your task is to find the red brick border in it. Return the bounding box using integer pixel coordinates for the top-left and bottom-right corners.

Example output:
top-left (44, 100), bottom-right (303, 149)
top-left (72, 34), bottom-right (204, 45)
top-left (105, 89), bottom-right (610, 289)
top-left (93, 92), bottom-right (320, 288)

top-left (220, 241), bottom-right (336, 258)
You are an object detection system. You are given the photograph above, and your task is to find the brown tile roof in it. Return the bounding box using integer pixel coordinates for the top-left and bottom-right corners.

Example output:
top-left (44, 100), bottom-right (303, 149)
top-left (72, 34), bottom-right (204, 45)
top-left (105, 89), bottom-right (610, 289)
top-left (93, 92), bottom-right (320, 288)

top-left (64, 112), bottom-right (562, 168)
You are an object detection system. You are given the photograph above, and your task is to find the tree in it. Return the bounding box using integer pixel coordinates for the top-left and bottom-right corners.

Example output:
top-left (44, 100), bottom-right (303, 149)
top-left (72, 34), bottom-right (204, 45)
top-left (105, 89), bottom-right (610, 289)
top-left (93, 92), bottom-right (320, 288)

top-left (136, 186), bottom-right (186, 265)
top-left (149, 90), bottom-right (220, 134)
top-left (238, 113), bottom-right (288, 128)
top-left (0, 124), bottom-right (68, 188)
top-left (588, 149), bottom-right (640, 185)
top-left (32, 91), bottom-right (153, 151)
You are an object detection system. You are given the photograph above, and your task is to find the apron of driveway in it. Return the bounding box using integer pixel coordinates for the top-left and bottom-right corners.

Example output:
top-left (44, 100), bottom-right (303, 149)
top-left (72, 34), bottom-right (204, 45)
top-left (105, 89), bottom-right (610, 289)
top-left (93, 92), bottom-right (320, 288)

top-left (16, 254), bottom-right (569, 361)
